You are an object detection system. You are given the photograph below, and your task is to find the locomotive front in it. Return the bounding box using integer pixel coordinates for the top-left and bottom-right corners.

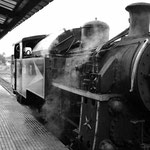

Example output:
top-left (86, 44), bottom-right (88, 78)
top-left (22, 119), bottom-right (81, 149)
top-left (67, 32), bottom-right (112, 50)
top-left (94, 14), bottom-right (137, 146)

top-left (77, 3), bottom-right (150, 150)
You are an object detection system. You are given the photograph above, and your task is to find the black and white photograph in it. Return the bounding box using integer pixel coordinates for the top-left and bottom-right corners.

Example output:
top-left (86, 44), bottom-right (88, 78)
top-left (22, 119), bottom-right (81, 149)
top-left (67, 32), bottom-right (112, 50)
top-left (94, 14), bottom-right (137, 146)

top-left (0, 0), bottom-right (150, 150)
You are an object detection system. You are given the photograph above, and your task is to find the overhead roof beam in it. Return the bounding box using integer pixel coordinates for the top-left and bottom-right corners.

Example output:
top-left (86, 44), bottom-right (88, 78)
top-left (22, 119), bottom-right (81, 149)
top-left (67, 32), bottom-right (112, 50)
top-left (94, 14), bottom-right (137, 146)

top-left (0, 0), bottom-right (53, 39)
top-left (0, 6), bottom-right (12, 17)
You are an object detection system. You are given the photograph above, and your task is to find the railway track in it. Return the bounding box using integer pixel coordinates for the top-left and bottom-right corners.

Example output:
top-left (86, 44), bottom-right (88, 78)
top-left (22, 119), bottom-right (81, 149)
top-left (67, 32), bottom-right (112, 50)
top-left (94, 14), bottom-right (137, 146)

top-left (0, 77), bottom-right (14, 96)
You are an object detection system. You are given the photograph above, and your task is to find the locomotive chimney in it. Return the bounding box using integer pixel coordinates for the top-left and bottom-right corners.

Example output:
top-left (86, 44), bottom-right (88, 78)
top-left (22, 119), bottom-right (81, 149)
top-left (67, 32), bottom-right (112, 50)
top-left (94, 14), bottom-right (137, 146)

top-left (126, 2), bottom-right (150, 37)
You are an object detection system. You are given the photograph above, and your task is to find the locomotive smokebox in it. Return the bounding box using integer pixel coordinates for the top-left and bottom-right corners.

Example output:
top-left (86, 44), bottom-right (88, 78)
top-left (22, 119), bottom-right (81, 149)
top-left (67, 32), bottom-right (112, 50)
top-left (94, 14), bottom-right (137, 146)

top-left (126, 2), bottom-right (150, 37)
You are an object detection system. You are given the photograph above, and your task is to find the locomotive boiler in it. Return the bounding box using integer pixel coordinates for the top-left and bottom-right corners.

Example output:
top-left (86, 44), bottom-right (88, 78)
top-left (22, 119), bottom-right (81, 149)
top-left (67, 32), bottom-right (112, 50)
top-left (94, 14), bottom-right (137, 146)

top-left (11, 2), bottom-right (150, 150)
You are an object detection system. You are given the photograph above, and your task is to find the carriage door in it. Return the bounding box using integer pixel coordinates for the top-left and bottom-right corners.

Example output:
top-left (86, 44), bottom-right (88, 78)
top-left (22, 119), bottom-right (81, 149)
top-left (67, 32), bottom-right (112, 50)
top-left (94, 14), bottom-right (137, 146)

top-left (11, 55), bottom-right (15, 91)
top-left (12, 43), bottom-right (21, 92)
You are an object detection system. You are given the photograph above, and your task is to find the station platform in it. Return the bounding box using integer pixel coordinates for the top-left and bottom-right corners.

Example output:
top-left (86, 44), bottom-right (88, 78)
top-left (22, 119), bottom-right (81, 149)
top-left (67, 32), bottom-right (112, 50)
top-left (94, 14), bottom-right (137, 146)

top-left (0, 85), bottom-right (68, 150)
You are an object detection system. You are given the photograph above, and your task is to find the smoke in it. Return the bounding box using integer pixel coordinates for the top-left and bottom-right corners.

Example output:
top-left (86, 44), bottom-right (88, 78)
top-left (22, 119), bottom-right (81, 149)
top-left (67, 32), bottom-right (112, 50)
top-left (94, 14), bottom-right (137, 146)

top-left (53, 53), bottom-right (90, 88)
top-left (41, 87), bottom-right (66, 137)
top-left (32, 30), bottom-right (64, 57)
top-left (81, 20), bottom-right (109, 51)
top-left (39, 20), bottom-right (110, 143)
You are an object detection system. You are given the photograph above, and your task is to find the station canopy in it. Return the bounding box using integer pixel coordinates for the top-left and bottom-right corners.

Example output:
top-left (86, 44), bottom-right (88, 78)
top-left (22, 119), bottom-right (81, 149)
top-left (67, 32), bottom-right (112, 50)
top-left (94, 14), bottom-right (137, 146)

top-left (0, 0), bottom-right (53, 39)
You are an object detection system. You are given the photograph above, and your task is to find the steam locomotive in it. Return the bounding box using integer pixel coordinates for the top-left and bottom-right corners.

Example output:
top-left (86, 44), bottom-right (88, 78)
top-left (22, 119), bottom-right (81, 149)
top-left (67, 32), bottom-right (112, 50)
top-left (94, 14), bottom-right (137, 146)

top-left (11, 2), bottom-right (150, 150)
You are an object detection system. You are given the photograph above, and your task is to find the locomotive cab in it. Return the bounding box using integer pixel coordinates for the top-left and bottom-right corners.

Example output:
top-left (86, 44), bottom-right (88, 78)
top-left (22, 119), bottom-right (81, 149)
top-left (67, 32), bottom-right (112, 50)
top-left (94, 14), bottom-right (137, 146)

top-left (11, 35), bottom-right (47, 101)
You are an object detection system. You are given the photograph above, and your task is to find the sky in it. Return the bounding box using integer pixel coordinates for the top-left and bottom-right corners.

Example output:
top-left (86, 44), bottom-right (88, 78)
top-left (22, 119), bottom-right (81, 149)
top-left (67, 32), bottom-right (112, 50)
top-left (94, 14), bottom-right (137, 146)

top-left (0, 0), bottom-right (150, 56)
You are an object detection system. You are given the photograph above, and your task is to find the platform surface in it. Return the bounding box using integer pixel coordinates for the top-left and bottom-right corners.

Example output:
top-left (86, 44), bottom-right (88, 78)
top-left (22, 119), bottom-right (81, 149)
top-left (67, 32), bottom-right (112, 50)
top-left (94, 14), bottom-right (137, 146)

top-left (0, 85), bottom-right (68, 150)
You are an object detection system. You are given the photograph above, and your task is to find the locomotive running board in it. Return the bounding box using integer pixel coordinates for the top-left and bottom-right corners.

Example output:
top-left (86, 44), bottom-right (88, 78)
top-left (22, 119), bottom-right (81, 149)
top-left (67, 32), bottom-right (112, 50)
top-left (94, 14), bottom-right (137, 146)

top-left (52, 82), bottom-right (122, 101)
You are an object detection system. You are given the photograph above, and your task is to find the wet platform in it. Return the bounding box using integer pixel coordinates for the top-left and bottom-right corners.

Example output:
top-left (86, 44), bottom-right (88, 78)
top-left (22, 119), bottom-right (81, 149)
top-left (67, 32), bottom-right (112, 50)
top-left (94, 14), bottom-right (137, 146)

top-left (0, 85), bottom-right (68, 150)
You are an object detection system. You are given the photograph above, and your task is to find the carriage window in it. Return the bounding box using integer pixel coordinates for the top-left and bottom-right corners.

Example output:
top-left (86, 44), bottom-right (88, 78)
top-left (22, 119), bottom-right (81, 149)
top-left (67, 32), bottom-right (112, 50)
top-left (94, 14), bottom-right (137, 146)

top-left (23, 47), bottom-right (32, 58)
top-left (14, 44), bottom-right (20, 59)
